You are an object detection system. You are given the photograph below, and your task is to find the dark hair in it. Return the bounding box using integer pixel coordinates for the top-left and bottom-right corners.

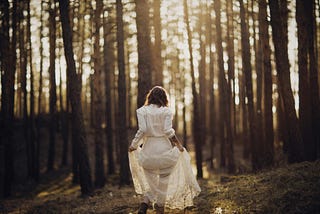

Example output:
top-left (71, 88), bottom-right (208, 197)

top-left (144, 86), bottom-right (169, 107)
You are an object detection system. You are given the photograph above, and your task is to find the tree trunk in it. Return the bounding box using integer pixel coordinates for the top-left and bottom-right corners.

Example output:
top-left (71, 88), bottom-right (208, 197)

top-left (239, 0), bottom-right (259, 170)
top-left (296, 0), bottom-right (313, 162)
top-left (225, 0), bottom-right (236, 173)
top-left (184, 0), bottom-right (203, 178)
top-left (214, 0), bottom-right (226, 169)
top-left (198, 2), bottom-right (207, 152)
top-left (269, 0), bottom-right (304, 163)
top-left (259, 0), bottom-right (274, 167)
top-left (306, 0), bottom-right (320, 161)
top-left (252, 0), bottom-right (265, 169)
top-left (47, 0), bottom-right (57, 171)
top-left (116, 0), bottom-right (130, 185)
top-left (215, 0), bottom-right (235, 172)
top-left (26, 0), bottom-right (36, 179)
top-left (58, 0), bottom-right (93, 196)
top-left (19, 0), bottom-right (31, 176)
top-left (226, 0), bottom-right (236, 140)
top-left (35, 0), bottom-right (44, 182)
top-left (152, 0), bottom-right (163, 86)
top-left (240, 71), bottom-right (250, 159)
top-left (103, 8), bottom-right (115, 175)
top-left (93, 0), bottom-right (106, 188)
top-left (208, 1), bottom-right (216, 170)
top-left (135, 0), bottom-right (153, 108)
top-left (59, 54), bottom-right (68, 167)
top-left (77, 0), bottom-right (86, 81)
top-left (0, 0), bottom-right (18, 198)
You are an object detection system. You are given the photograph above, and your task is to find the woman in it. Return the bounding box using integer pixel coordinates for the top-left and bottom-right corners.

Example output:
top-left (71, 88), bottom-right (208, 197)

top-left (128, 86), bottom-right (201, 214)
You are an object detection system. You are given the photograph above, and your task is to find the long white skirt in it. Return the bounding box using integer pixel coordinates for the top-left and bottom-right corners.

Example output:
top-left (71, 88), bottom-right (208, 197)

top-left (128, 137), bottom-right (201, 210)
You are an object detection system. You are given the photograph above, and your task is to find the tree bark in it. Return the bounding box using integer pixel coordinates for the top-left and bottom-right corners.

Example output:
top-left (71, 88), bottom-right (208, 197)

top-left (116, 0), bottom-right (130, 185)
top-left (225, 0), bottom-right (236, 173)
top-left (296, 0), bottom-right (313, 161)
top-left (58, 0), bottom-right (93, 195)
top-left (208, 1), bottom-right (216, 170)
top-left (93, 0), bottom-right (106, 188)
top-left (152, 0), bottom-right (163, 86)
top-left (239, 0), bottom-right (259, 170)
top-left (252, 0), bottom-right (264, 169)
top-left (214, 0), bottom-right (226, 168)
top-left (226, 0), bottom-right (236, 140)
top-left (19, 0), bottom-right (31, 176)
top-left (259, 0), bottom-right (274, 167)
top-left (26, 0), bottom-right (36, 179)
top-left (306, 0), bottom-right (320, 161)
top-left (269, 0), bottom-right (304, 163)
top-left (0, 0), bottom-right (18, 198)
top-left (47, 0), bottom-right (57, 171)
top-left (135, 0), bottom-right (153, 108)
top-left (59, 53), bottom-right (68, 167)
top-left (35, 0), bottom-right (44, 182)
top-left (198, 2), bottom-right (207, 153)
top-left (215, 0), bottom-right (235, 172)
top-left (184, 0), bottom-right (203, 178)
top-left (103, 8), bottom-right (115, 175)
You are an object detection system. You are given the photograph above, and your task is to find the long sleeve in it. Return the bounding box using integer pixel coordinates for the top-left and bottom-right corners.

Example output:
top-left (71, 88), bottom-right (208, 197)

top-left (164, 108), bottom-right (175, 138)
top-left (130, 109), bottom-right (147, 149)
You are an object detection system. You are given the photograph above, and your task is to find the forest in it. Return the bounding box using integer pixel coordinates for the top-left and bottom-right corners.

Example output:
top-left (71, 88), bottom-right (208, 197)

top-left (0, 0), bottom-right (320, 213)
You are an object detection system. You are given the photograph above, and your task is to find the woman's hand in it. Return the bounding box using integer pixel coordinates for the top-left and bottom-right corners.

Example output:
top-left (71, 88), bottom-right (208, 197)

top-left (128, 146), bottom-right (136, 152)
top-left (169, 135), bottom-right (184, 152)
top-left (177, 146), bottom-right (184, 152)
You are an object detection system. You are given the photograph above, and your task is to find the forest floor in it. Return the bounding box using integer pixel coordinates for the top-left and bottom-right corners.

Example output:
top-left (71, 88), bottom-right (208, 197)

top-left (1, 160), bottom-right (320, 214)
top-left (1, 125), bottom-right (320, 213)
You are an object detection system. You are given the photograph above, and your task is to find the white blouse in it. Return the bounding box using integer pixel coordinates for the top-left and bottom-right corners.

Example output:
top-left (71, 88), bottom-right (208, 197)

top-left (130, 104), bottom-right (175, 149)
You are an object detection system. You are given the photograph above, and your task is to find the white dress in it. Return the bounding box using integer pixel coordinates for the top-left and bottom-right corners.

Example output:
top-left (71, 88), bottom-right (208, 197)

top-left (129, 104), bottom-right (201, 209)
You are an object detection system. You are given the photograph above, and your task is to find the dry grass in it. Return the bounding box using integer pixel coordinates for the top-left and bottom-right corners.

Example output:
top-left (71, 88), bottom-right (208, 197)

top-left (2, 161), bottom-right (320, 214)
top-left (206, 160), bottom-right (320, 214)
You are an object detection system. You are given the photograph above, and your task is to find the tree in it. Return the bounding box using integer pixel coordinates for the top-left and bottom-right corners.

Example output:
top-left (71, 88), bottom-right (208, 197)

top-left (269, 0), bottom-right (304, 163)
top-left (184, 0), bottom-right (203, 178)
top-left (27, 0), bottom-right (36, 179)
top-left (296, 0), bottom-right (320, 161)
top-left (152, 0), bottom-right (163, 86)
top-left (215, 0), bottom-right (235, 173)
top-left (93, 0), bottom-right (106, 188)
top-left (0, 0), bottom-right (18, 198)
top-left (135, 0), bottom-right (153, 108)
top-left (239, 0), bottom-right (259, 170)
top-left (208, 1), bottom-right (216, 169)
top-left (214, 0), bottom-right (226, 168)
top-left (19, 0), bottom-right (30, 176)
top-left (226, 0), bottom-right (236, 139)
top-left (116, 0), bottom-right (130, 185)
top-left (252, 0), bottom-right (264, 168)
top-left (296, 0), bottom-right (313, 161)
top-left (259, 0), bottom-right (274, 167)
top-left (103, 6), bottom-right (115, 175)
top-left (47, 0), bottom-right (57, 171)
top-left (35, 0), bottom-right (44, 181)
top-left (198, 1), bottom-right (207, 152)
top-left (58, 0), bottom-right (93, 196)
top-left (306, 0), bottom-right (320, 161)
top-left (59, 49), bottom-right (69, 167)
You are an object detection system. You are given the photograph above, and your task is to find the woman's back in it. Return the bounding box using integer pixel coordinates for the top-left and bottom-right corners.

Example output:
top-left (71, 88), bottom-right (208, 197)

top-left (137, 104), bottom-right (175, 138)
